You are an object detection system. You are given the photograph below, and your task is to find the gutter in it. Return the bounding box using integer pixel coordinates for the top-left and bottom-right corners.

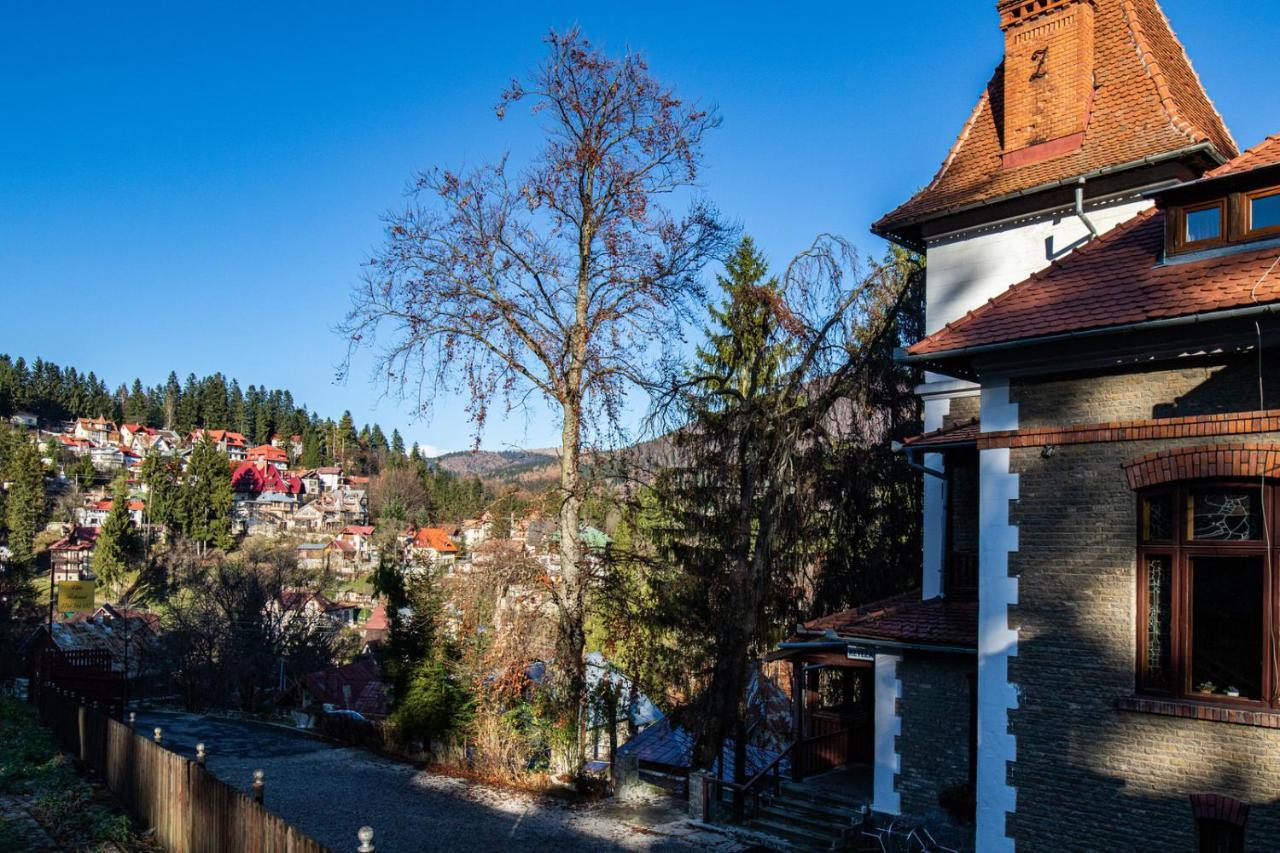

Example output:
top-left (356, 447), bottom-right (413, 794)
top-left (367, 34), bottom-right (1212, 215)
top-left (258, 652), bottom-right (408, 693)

top-left (900, 301), bottom-right (1280, 365)
top-left (874, 142), bottom-right (1224, 246)
top-left (790, 627), bottom-right (976, 657)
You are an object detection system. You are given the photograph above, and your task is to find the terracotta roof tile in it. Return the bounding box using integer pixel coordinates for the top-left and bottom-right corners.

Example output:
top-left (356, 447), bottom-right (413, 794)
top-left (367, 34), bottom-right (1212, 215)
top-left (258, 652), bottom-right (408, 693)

top-left (909, 202), bottom-right (1280, 356)
top-left (903, 418), bottom-right (981, 449)
top-left (804, 593), bottom-right (977, 649)
top-left (1203, 134), bottom-right (1280, 179)
top-left (874, 0), bottom-right (1235, 241)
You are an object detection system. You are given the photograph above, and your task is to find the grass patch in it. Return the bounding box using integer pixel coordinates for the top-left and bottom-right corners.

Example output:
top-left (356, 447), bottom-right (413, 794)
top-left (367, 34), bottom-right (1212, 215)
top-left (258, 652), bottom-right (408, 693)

top-left (0, 698), bottom-right (144, 849)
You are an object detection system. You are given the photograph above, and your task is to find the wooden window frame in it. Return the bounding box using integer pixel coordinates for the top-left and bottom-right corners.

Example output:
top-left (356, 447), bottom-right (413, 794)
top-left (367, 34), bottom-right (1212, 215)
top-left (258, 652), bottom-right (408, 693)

top-left (1173, 199), bottom-right (1227, 252)
top-left (1135, 480), bottom-right (1279, 708)
top-left (1245, 186), bottom-right (1280, 241)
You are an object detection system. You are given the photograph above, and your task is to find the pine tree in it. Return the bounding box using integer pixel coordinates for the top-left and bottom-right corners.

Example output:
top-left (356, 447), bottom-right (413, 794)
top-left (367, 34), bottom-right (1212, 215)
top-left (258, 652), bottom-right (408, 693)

top-left (184, 435), bottom-right (233, 552)
top-left (163, 371), bottom-right (182, 430)
top-left (390, 430), bottom-right (406, 460)
top-left (140, 450), bottom-right (182, 530)
top-left (5, 434), bottom-right (47, 567)
top-left (124, 378), bottom-right (149, 424)
top-left (177, 374), bottom-right (200, 432)
top-left (95, 475), bottom-right (139, 596)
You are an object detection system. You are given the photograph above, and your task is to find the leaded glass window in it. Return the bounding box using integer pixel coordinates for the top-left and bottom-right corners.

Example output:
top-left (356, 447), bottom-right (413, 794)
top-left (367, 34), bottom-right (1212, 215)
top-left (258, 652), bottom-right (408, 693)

top-left (1190, 489), bottom-right (1262, 541)
top-left (1145, 556), bottom-right (1172, 690)
top-left (1143, 493), bottom-right (1173, 542)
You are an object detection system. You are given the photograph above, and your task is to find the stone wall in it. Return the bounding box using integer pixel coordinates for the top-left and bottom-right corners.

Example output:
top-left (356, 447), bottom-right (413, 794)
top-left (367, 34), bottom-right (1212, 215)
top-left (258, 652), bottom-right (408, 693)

top-left (1002, 359), bottom-right (1280, 850)
top-left (896, 653), bottom-right (975, 823)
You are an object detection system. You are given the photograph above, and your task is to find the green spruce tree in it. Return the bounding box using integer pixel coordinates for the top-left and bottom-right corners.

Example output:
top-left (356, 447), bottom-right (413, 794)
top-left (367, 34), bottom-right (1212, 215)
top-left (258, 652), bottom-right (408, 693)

top-left (184, 435), bottom-right (233, 552)
top-left (94, 475), bottom-right (139, 597)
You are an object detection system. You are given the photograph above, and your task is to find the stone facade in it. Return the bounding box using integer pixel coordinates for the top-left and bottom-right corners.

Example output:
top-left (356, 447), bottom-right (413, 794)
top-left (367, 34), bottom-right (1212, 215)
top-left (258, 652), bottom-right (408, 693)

top-left (999, 355), bottom-right (1280, 850)
top-left (896, 654), bottom-right (975, 822)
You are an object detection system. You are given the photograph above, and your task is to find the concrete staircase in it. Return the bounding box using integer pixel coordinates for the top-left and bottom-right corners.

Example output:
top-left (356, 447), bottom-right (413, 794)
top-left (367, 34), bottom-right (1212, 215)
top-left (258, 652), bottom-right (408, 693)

top-left (739, 781), bottom-right (868, 851)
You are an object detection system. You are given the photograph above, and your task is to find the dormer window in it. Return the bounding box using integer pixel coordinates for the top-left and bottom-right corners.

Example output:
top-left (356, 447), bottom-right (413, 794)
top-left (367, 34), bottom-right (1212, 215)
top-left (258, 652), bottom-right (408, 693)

top-left (1247, 188), bottom-right (1280, 237)
top-left (1168, 184), bottom-right (1280, 256)
top-left (1183, 202), bottom-right (1223, 246)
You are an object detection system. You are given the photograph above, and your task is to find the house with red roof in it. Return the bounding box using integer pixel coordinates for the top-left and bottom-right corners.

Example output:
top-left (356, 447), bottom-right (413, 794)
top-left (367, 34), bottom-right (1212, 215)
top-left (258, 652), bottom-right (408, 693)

top-left (408, 526), bottom-right (458, 567)
top-left (771, 2), bottom-right (1280, 850)
top-left (230, 459), bottom-right (306, 534)
top-left (247, 443), bottom-right (290, 470)
top-left (188, 428), bottom-right (250, 460)
top-left (49, 527), bottom-right (99, 582)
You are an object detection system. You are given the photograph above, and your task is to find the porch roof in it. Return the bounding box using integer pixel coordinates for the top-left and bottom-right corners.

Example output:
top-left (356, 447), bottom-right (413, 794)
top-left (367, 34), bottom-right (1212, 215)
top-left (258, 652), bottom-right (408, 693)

top-left (802, 592), bottom-right (977, 651)
top-left (901, 417), bottom-right (980, 451)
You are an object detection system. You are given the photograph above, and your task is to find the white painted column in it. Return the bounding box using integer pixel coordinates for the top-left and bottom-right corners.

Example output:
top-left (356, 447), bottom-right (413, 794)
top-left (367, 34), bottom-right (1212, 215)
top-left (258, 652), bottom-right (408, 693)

top-left (921, 396), bottom-right (950, 601)
top-left (977, 377), bottom-right (1020, 852)
top-left (872, 653), bottom-right (903, 815)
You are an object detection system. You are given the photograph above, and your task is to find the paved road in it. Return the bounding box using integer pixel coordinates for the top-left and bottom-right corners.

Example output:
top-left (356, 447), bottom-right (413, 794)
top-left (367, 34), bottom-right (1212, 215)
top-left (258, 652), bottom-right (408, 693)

top-left (135, 710), bottom-right (740, 853)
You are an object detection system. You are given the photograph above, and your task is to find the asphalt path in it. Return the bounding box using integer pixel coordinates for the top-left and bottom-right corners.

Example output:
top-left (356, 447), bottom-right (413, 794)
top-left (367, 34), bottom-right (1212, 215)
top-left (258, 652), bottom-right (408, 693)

top-left (134, 710), bottom-right (741, 853)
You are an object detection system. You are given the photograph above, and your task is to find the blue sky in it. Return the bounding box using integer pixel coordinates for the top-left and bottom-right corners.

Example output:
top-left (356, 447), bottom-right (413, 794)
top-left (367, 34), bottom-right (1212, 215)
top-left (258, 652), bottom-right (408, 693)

top-left (2, 2), bottom-right (1277, 454)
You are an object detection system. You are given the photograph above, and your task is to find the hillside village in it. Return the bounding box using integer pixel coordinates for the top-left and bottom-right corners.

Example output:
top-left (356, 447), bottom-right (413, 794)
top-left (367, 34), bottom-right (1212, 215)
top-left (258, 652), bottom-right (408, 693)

top-left (9, 2), bottom-right (1280, 852)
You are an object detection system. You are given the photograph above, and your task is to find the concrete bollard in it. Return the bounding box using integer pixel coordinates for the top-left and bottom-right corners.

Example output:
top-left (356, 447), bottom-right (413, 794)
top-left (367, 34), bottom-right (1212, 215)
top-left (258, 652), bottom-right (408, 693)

top-left (196, 742), bottom-right (206, 767)
top-left (153, 727), bottom-right (163, 744)
top-left (253, 769), bottom-right (265, 804)
top-left (357, 826), bottom-right (375, 852)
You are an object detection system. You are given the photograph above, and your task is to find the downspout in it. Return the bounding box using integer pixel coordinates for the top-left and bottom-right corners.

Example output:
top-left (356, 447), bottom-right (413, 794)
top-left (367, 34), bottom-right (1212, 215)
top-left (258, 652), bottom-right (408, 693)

top-left (1075, 177), bottom-right (1100, 240)
top-left (893, 441), bottom-right (950, 597)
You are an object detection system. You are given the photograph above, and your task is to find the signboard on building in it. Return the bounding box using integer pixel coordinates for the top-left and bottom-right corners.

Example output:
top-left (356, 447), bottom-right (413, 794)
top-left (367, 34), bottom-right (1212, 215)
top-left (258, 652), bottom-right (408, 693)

top-left (845, 645), bottom-right (875, 663)
top-left (57, 580), bottom-right (96, 613)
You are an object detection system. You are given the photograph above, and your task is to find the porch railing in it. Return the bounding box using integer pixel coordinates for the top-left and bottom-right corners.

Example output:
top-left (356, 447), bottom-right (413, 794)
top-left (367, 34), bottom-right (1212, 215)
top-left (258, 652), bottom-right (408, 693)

top-left (703, 728), bottom-right (847, 823)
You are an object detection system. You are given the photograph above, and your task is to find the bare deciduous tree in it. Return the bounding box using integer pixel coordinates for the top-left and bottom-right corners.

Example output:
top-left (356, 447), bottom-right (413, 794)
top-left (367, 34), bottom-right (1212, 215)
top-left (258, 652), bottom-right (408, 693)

top-left (342, 27), bottom-right (728, 770)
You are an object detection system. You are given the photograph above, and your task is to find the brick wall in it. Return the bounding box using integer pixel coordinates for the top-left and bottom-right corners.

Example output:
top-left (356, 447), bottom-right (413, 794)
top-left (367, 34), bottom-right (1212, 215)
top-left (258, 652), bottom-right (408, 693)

top-left (1000, 0), bottom-right (1095, 152)
top-left (1003, 360), bottom-right (1280, 850)
top-left (897, 654), bottom-right (975, 822)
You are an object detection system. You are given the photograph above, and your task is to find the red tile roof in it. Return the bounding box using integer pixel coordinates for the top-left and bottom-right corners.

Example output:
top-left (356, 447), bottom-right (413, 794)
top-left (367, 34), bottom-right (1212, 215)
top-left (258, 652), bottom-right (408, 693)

top-left (874, 0), bottom-right (1235, 242)
top-left (903, 418), bottom-right (981, 450)
top-left (909, 203), bottom-right (1280, 357)
top-left (341, 525), bottom-right (375, 536)
top-left (1203, 134), bottom-right (1280, 179)
top-left (230, 460), bottom-right (304, 495)
top-left (411, 527), bottom-right (457, 552)
top-left (247, 444), bottom-right (289, 463)
top-left (804, 593), bottom-right (977, 649)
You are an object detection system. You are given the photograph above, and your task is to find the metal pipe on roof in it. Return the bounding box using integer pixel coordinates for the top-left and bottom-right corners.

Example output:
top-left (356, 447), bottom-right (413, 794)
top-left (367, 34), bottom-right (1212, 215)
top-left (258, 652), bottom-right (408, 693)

top-left (1075, 178), bottom-right (1100, 240)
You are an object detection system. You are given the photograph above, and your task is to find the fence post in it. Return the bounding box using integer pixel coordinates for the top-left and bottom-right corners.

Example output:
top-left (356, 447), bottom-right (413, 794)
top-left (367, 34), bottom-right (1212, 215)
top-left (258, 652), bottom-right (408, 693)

top-left (253, 769), bottom-right (264, 804)
top-left (153, 726), bottom-right (163, 744)
top-left (128, 711), bottom-right (136, 730)
top-left (357, 826), bottom-right (375, 852)
top-left (196, 742), bottom-right (206, 767)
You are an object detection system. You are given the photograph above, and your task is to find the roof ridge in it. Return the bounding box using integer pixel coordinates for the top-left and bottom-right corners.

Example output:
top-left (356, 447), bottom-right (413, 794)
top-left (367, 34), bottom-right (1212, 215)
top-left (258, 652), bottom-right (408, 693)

top-left (909, 206), bottom-right (1161, 353)
top-left (1131, 0), bottom-right (1238, 155)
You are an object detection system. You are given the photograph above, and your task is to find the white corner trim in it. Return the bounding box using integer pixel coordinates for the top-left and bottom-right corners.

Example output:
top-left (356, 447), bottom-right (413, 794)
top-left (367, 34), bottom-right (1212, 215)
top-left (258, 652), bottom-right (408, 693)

top-left (979, 376), bottom-right (1019, 433)
top-left (873, 653), bottom-right (903, 816)
top-left (977, 440), bottom-right (1020, 848)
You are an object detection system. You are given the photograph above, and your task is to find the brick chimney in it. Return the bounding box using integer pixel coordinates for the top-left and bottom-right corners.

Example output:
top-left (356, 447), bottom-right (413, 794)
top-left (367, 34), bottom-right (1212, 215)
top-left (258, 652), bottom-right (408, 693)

top-left (998, 0), bottom-right (1096, 166)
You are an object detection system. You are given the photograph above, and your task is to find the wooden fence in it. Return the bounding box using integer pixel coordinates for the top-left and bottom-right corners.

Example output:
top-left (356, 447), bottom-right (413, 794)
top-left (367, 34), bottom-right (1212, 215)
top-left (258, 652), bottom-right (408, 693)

top-left (37, 691), bottom-right (332, 853)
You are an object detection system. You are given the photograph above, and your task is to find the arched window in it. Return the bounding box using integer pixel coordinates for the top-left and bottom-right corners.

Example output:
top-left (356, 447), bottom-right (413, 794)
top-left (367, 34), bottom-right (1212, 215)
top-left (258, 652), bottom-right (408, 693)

top-left (1136, 481), bottom-right (1277, 705)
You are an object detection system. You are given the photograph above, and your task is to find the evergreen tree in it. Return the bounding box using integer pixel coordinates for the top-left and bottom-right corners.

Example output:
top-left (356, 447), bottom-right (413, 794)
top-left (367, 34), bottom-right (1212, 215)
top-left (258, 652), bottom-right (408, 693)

top-left (390, 429), bottom-right (406, 460)
top-left (177, 373), bottom-right (200, 432)
top-left (184, 435), bottom-right (233, 552)
top-left (124, 378), bottom-right (149, 424)
top-left (228, 379), bottom-right (248, 435)
top-left (94, 475), bottom-right (139, 596)
top-left (140, 450), bottom-right (183, 530)
top-left (5, 434), bottom-right (47, 567)
top-left (162, 371), bottom-right (182, 430)
top-left (73, 452), bottom-right (96, 488)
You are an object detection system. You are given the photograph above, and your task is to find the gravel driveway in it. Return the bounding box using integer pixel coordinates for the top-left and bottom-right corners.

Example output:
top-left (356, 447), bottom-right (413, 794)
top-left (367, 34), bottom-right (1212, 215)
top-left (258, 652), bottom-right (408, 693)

top-left (134, 711), bottom-right (742, 853)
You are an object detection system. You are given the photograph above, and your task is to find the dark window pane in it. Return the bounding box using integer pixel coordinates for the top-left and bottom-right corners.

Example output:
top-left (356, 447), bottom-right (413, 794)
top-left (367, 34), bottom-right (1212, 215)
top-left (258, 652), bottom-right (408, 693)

top-left (1186, 206), bottom-right (1222, 243)
top-left (1143, 493), bottom-right (1173, 541)
top-left (1145, 556), bottom-right (1173, 689)
top-left (1190, 489), bottom-right (1262, 541)
top-left (1252, 192), bottom-right (1280, 232)
top-left (1190, 556), bottom-right (1263, 700)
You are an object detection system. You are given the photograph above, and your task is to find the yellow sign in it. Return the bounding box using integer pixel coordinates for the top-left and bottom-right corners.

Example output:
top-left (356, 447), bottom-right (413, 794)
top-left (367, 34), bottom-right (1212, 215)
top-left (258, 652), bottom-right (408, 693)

top-left (57, 580), bottom-right (96, 613)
